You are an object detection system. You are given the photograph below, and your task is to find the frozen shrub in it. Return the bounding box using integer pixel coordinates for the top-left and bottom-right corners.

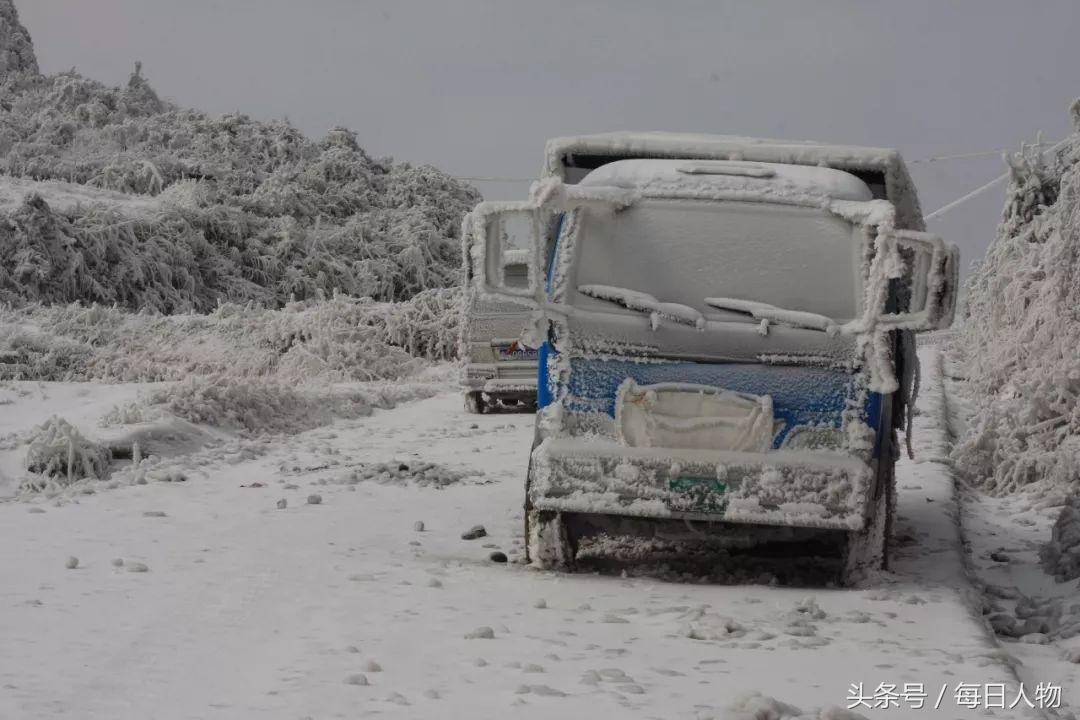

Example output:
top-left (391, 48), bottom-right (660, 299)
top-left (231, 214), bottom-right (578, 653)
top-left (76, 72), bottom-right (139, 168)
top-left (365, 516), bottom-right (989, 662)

top-left (142, 378), bottom-right (328, 435)
top-left (950, 101), bottom-right (1080, 496)
top-left (0, 192), bottom-right (474, 313)
top-left (0, 5), bottom-right (472, 372)
top-left (0, 293), bottom-right (460, 383)
top-left (0, 58), bottom-right (479, 311)
top-left (0, 324), bottom-right (93, 380)
top-left (363, 287), bottom-right (462, 361)
top-left (105, 377), bottom-right (438, 437)
top-left (126, 378), bottom-right (389, 436)
top-left (22, 415), bottom-right (111, 490)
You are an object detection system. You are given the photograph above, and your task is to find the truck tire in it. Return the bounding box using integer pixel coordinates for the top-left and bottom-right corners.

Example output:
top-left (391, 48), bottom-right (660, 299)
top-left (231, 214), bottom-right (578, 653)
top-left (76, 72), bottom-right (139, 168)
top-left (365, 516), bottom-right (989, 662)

top-left (841, 450), bottom-right (895, 586)
top-left (464, 391), bottom-right (486, 414)
top-left (523, 420), bottom-right (576, 569)
top-left (525, 509), bottom-right (576, 571)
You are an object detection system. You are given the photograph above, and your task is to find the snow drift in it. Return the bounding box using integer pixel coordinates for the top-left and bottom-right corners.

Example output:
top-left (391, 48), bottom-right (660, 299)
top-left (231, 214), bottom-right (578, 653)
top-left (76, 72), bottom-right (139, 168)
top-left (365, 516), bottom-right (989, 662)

top-left (951, 99), bottom-right (1080, 496)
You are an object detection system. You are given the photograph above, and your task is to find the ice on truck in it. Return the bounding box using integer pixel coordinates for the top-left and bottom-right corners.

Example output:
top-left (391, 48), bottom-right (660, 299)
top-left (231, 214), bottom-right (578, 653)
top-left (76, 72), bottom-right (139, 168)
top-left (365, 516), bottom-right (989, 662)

top-left (462, 134), bottom-right (958, 583)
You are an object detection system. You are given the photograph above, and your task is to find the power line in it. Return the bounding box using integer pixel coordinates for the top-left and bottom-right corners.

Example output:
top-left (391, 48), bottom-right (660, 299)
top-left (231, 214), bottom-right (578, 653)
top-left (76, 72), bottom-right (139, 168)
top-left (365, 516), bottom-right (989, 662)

top-left (454, 175), bottom-right (533, 183)
top-left (909, 140), bottom-right (1061, 164)
top-left (909, 149), bottom-right (1008, 164)
top-left (923, 173), bottom-right (1011, 221)
top-left (452, 139), bottom-right (1072, 203)
top-left (924, 138), bottom-right (1069, 221)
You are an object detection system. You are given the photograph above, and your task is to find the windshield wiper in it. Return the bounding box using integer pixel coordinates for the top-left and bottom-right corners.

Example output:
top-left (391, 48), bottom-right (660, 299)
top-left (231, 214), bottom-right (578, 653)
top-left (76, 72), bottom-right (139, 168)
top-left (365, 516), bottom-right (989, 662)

top-left (579, 284), bottom-right (705, 330)
top-left (703, 297), bottom-right (840, 335)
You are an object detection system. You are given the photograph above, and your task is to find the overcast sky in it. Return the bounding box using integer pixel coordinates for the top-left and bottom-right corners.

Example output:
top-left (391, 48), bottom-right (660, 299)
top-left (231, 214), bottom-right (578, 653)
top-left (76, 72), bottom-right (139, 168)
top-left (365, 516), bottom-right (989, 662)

top-left (18, 0), bottom-right (1080, 269)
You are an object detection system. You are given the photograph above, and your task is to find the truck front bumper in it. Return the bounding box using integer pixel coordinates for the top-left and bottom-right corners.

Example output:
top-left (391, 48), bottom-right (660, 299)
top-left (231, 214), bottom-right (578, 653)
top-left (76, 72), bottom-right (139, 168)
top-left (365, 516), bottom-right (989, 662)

top-left (528, 439), bottom-right (874, 532)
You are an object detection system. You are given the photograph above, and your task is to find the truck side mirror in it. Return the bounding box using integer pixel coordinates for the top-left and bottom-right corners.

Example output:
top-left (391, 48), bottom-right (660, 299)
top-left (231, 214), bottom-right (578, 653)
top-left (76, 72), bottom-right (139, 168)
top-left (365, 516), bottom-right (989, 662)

top-left (877, 229), bottom-right (959, 331)
top-left (467, 201), bottom-right (553, 303)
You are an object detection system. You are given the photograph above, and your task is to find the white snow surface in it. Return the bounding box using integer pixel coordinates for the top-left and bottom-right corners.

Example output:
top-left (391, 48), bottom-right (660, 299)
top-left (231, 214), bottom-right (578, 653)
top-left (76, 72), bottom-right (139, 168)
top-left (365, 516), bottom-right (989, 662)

top-left (0, 345), bottom-right (1071, 719)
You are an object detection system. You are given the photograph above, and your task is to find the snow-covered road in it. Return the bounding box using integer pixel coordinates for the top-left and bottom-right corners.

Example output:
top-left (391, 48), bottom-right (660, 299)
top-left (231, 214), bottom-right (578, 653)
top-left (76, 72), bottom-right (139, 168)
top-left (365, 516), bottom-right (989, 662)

top-left (0, 349), bottom-right (1060, 719)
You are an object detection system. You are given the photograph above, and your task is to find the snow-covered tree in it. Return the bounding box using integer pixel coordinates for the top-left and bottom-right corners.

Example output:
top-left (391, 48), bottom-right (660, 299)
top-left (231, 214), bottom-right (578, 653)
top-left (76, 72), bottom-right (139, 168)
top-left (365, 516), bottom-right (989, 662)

top-left (0, 0), bottom-right (37, 81)
top-left (0, 1), bottom-right (480, 314)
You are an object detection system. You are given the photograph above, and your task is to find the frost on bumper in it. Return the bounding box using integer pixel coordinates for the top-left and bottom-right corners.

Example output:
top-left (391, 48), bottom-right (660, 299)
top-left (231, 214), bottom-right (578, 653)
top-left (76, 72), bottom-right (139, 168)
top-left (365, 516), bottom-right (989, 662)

top-left (529, 438), bottom-right (873, 531)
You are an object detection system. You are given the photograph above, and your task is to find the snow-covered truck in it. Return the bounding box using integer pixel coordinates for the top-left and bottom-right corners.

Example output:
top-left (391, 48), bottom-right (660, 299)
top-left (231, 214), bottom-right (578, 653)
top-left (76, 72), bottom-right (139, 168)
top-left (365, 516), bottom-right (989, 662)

top-left (460, 211), bottom-right (542, 413)
top-left (464, 133), bottom-right (958, 581)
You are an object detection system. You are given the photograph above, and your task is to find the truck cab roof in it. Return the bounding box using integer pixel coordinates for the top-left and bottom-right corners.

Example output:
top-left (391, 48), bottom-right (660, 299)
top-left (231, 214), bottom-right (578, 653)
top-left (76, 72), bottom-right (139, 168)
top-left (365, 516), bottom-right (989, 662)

top-left (579, 159), bottom-right (874, 203)
top-left (545, 131), bottom-right (923, 230)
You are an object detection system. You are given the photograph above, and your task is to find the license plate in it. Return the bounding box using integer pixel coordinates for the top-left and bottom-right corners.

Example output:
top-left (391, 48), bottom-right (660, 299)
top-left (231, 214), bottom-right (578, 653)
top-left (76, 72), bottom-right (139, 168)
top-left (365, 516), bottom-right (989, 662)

top-left (497, 346), bottom-right (537, 361)
top-left (669, 476), bottom-right (728, 513)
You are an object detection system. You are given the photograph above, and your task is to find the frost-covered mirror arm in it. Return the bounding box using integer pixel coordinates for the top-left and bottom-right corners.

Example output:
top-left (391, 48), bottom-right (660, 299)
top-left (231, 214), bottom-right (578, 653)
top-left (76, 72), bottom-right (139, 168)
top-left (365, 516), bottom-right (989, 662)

top-left (464, 200), bottom-right (559, 354)
top-left (839, 229), bottom-right (903, 336)
top-left (872, 229), bottom-right (956, 332)
top-left (703, 297), bottom-right (840, 335)
top-left (833, 225), bottom-right (907, 393)
top-left (466, 200), bottom-right (551, 302)
top-left (579, 284), bottom-right (706, 330)
top-left (837, 222), bottom-right (947, 395)
top-left (824, 204), bottom-right (956, 452)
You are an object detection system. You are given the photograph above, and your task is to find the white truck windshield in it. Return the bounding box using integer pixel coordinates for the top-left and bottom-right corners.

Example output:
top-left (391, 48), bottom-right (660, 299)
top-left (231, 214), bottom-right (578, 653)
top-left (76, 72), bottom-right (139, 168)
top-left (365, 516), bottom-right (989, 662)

top-left (569, 199), bottom-right (862, 323)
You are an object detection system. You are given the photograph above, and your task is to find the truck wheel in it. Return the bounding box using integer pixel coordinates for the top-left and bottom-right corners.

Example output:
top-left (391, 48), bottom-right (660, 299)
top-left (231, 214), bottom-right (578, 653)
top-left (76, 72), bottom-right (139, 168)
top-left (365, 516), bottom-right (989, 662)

top-left (525, 509), bottom-right (576, 571)
top-left (464, 391), bottom-right (486, 414)
top-left (883, 463), bottom-right (897, 572)
top-left (841, 458), bottom-right (894, 586)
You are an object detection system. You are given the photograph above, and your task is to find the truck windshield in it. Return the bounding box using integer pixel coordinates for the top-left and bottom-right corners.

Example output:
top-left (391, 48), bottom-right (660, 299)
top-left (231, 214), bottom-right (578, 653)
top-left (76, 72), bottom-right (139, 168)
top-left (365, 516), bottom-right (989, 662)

top-left (569, 198), bottom-right (862, 323)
